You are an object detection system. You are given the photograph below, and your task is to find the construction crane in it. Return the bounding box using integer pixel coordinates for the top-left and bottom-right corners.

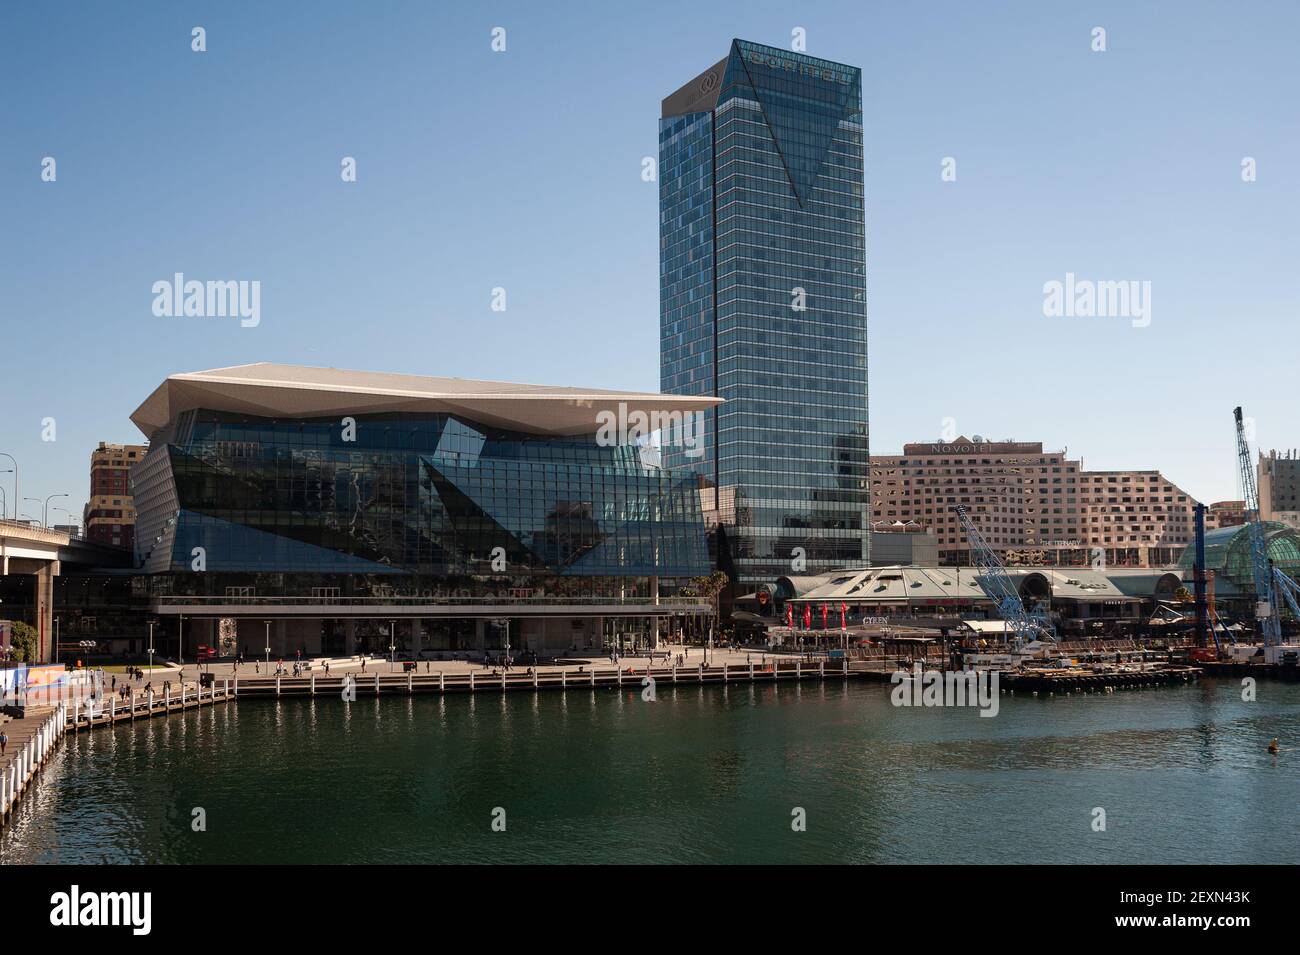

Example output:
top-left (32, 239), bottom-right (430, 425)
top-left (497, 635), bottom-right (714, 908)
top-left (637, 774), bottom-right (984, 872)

top-left (954, 504), bottom-right (1057, 648)
top-left (1274, 567), bottom-right (1300, 624)
top-left (1233, 406), bottom-right (1282, 646)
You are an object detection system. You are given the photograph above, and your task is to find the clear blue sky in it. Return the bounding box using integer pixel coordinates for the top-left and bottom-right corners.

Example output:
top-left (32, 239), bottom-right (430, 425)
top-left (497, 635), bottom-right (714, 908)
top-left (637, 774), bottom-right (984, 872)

top-left (2, 0), bottom-right (1297, 526)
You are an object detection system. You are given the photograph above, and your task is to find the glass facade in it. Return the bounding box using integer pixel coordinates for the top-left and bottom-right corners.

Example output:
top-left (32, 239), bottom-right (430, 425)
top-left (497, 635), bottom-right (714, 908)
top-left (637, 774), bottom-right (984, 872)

top-left (134, 409), bottom-right (711, 588)
top-left (1177, 522), bottom-right (1300, 587)
top-left (660, 39), bottom-right (870, 585)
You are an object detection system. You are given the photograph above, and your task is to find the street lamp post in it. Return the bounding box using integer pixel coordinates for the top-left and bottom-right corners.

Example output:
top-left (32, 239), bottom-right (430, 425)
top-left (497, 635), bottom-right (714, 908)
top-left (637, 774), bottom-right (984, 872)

top-left (0, 452), bottom-right (17, 520)
top-left (44, 493), bottom-right (69, 528)
top-left (22, 499), bottom-right (43, 526)
top-left (264, 620), bottom-right (272, 671)
top-left (50, 505), bottom-right (77, 537)
top-left (148, 621), bottom-right (156, 672)
top-left (388, 620), bottom-right (396, 671)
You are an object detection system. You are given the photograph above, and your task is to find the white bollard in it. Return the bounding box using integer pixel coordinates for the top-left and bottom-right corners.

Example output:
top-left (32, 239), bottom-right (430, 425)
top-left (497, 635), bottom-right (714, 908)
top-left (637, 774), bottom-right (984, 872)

top-left (374, 672), bottom-right (380, 696)
top-left (820, 660), bottom-right (825, 678)
top-left (440, 672), bottom-right (445, 692)
top-left (276, 676), bottom-right (281, 697)
top-left (409, 672), bottom-right (414, 695)
top-left (796, 660), bottom-right (801, 680)
top-left (469, 671), bottom-right (475, 692)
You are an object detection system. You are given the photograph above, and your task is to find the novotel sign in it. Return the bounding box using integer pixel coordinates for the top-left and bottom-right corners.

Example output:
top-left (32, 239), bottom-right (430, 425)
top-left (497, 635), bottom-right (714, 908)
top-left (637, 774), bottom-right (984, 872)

top-left (918, 444), bottom-right (994, 455)
top-left (746, 50), bottom-right (853, 85)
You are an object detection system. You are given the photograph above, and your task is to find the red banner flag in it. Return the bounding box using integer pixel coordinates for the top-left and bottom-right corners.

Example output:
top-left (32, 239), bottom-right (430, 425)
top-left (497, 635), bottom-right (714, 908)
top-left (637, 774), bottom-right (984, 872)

top-left (821, 604), bottom-right (829, 629)
top-left (803, 605), bottom-right (812, 629)
top-left (840, 602), bottom-right (847, 630)
top-left (786, 605), bottom-right (793, 628)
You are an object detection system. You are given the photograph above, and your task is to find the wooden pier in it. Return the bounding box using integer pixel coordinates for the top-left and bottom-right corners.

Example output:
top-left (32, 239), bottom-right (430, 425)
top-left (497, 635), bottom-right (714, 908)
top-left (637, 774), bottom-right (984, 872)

top-left (66, 679), bottom-right (238, 732)
top-left (231, 657), bottom-right (857, 698)
top-left (52, 658), bottom-right (857, 732)
top-left (1199, 661), bottom-right (1300, 680)
top-left (1001, 665), bottom-right (1201, 694)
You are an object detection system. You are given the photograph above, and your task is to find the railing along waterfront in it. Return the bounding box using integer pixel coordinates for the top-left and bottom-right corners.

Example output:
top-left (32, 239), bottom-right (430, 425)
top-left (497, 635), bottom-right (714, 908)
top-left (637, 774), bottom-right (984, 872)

top-left (150, 594), bottom-right (708, 608)
top-left (223, 657), bottom-right (855, 697)
top-left (65, 678), bottom-right (236, 730)
top-left (51, 659), bottom-right (857, 723)
top-left (0, 702), bottom-right (70, 823)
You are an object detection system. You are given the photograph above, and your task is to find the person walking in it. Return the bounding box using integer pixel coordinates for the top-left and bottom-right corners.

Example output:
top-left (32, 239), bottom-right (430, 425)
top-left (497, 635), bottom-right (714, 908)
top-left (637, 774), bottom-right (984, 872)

top-left (0, 730), bottom-right (7, 756)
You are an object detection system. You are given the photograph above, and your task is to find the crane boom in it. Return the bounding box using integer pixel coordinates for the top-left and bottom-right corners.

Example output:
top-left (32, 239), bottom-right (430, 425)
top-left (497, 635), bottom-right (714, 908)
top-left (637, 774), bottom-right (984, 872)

top-left (1274, 567), bottom-right (1300, 623)
top-left (954, 504), bottom-right (1057, 648)
top-left (1234, 406), bottom-right (1282, 646)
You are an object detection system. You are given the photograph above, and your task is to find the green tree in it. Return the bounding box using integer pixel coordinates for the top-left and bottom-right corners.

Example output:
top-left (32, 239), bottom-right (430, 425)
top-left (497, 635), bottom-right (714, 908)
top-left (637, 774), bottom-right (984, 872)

top-left (687, 571), bottom-right (729, 643)
top-left (10, 621), bottom-right (38, 663)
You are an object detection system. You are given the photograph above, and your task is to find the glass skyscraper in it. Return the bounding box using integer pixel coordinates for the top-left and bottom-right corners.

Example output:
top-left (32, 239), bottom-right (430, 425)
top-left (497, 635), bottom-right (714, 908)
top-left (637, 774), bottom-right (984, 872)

top-left (659, 39), bottom-right (869, 585)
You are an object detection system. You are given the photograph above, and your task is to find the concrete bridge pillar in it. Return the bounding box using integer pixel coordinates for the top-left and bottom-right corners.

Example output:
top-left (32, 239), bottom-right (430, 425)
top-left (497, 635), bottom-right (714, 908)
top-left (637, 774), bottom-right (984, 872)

top-left (3, 556), bottom-right (60, 663)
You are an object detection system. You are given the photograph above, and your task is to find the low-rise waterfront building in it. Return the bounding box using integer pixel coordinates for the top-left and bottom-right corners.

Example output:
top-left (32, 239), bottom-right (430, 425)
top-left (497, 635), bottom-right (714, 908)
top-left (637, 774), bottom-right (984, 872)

top-left (772, 564), bottom-right (1152, 639)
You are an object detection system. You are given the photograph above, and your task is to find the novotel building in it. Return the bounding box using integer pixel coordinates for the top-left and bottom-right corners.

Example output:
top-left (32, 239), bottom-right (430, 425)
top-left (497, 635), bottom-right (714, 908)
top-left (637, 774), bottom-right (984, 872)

top-left (659, 39), bottom-right (870, 587)
top-left (126, 363), bottom-right (721, 659)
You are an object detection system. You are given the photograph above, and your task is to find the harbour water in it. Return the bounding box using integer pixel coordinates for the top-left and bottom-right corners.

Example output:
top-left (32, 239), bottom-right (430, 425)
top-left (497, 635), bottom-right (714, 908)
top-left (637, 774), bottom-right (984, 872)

top-left (2, 678), bottom-right (1297, 864)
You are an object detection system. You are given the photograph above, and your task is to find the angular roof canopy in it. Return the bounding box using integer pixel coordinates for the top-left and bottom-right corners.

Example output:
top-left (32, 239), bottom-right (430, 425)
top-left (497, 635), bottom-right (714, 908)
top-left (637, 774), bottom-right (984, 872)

top-left (131, 363), bottom-right (722, 438)
top-left (779, 565), bottom-right (1140, 604)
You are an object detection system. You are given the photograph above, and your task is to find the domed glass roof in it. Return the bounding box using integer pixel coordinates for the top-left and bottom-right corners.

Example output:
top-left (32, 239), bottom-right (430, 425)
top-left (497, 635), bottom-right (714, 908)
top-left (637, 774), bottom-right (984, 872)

top-left (1177, 521), bottom-right (1300, 586)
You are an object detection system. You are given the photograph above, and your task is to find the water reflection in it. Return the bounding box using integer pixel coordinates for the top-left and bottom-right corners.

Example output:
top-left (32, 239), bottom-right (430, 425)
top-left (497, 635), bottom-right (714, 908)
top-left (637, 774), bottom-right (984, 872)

top-left (1, 679), bottom-right (1297, 864)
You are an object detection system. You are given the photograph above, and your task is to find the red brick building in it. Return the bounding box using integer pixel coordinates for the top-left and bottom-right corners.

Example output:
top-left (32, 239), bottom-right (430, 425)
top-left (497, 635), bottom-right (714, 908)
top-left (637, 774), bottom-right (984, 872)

top-left (83, 441), bottom-right (146, 550)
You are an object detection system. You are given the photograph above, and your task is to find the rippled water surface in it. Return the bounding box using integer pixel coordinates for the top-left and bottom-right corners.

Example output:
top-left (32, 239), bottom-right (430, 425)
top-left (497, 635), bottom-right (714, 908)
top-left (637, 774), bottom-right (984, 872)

top-left (3, 678), bottom-right (1297, 863)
